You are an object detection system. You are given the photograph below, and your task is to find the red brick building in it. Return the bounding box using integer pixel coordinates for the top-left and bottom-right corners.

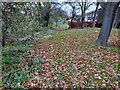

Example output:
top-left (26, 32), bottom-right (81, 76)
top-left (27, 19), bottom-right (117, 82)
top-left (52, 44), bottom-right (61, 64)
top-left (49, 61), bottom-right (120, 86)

top-left (68, 7), bottom-right (120, 28)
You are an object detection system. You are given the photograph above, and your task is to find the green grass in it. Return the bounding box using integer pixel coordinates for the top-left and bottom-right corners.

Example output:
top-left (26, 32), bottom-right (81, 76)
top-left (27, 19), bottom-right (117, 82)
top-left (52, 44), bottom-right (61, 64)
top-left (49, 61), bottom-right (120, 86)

top-left (2, 28), bottom-right (119, 88)
top-left (33, 28), bottom-right (119, 88)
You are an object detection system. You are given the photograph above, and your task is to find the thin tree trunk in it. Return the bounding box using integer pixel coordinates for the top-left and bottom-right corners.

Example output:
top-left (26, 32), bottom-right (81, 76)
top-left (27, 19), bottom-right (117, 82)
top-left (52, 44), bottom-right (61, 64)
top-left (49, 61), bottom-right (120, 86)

top-left (77, 18), bottom-right (80, 28)
top-left (55, 20), bottom-right (58, 27)
top-left (92, 2), bottom-right (99, 28)
top-left (81, 17), bottom-right (85, 28)
top-left (37, 2), bottom-right (41, 26)
top-left (70, 12), bottom-right (75, 29)
top-left (96, 2), bottom-right (119, 46)
top-left (2, 32), bottom-right (5, 46)
top-left (2, 26), bottom-right (7, 46)
top-left (70, 17), bottom-right (73, 29)
top-left (81, 9), bottom-right (85, 28)
top-left (70, 19), bottom-right (72, 29)
top-left (44, 12), bottom-right (50, 27)
top-left (69, 5), bottom-right (76, 29)
top-left (112, 7), bottom-right (119, 28)
top-left (42, 3), bottom-right (51, 27)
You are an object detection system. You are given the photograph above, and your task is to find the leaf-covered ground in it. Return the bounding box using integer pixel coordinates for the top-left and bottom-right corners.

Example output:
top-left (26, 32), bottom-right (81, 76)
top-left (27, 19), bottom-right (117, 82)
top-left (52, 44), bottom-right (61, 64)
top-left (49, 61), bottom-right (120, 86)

top-left (22, 29), bottom-right (119, 88)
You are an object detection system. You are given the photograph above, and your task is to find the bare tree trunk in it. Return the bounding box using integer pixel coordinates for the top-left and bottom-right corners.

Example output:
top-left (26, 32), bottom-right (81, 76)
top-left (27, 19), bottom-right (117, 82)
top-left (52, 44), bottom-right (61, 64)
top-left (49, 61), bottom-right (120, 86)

top-left (44, 12), bottom-right (50, 27)
top-left (70, 7), bottom-right (76, 29)
top-left (42, 2), bottom-right (51, 27)
top-left (37, 2), bottom-right (41, 26)
top-left (81, 10), bottom-right (85, 28)
top-left (55, 20), bottom-right (58, 27)
top-left (2, 32), bottom-right (5, 46)
top-left (81, 17), bottom-right (85, 28)
top-left (77, 18), bottom-right (80, 28)
top-left (70, 18), bottom-right (73, 29)
top-left (92, 2), bottom-right (99, 28)
top-left (96, 2), bottom-right (119, 46)
top-left (2, 25), bottom-right (7, 46)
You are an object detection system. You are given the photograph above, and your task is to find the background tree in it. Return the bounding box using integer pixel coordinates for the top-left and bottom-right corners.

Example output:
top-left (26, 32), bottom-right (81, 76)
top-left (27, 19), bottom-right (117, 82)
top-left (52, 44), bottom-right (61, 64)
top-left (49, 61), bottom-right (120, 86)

top-left (38, 2), bottom-right (62, 27)
top-left (77, 1), bottom-right (93, 28)
top-left (40, 2), bottom-right (52, 27)
top-left (1, 2), bottom-right (39, 46)
top-left (50, 8), bottom-right (67, 27)
top-left (1, 2), bottom-right (21, 46)
top-left (36, 2), bottom-right (42, 26)
top-left (1, 2), bottom-right (68, 46)
top-left (64, 2), bottom-right (78, 29)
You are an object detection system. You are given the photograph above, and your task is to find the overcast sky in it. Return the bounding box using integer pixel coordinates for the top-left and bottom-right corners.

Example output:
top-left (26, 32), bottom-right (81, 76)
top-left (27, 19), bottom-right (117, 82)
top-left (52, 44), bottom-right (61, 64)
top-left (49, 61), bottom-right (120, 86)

top-left (61, 3), bottom-right (100, 17)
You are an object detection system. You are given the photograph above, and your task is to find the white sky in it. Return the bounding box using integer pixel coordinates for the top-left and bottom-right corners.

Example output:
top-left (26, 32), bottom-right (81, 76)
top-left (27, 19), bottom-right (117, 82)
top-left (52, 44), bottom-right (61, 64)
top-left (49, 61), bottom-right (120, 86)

top-left (61, 3), bottom-right (99, 17)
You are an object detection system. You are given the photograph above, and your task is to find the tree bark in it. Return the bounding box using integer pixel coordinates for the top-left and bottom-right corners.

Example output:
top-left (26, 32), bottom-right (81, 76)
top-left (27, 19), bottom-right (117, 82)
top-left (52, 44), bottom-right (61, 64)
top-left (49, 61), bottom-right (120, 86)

top-left (81, 10), bottom-right (85, 28)
top-left (44, 12), bottom-right (50, 27)
top-left (81, 17), bottom-right (85, 28)
top-left (96, 2), bottom-right (120, 46)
